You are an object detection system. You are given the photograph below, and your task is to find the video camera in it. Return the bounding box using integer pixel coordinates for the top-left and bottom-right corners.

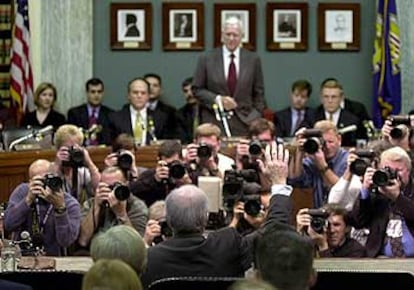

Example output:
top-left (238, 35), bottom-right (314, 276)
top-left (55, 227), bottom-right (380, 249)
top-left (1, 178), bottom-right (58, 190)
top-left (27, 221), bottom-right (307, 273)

top-left (42, 174), bottom-right (63, 192)
top-left (62, 146), bottom-right (84, 168)
top-left (372, 166), bottom-right (398, 187)
top-left (350, 149), bottom-right (375, 176)
top-left (302, 129), bottom-right (324, 154)
top-left (388, 115), bottom-right (413, 140)
top-left (308, 209), bottom-right (329, 234)
top-left (117, 151), bottom-right (133, 171)
top-left (109, 182), bottom-right (130, 201)
top-left (197, 143), bottom-right (212, 159)
top-left (222, 168), bottom-right (261, 217)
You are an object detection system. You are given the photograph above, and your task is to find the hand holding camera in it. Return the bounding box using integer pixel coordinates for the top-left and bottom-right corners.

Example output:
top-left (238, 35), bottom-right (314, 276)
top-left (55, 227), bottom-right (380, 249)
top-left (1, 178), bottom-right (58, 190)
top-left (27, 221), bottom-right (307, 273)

top-left (144, 219), bottom-right (161, 245)
top-left (154, 161), bottom-right (170, 183)
top-left (28, 174), bottom-right (65, 208)
top-left (58, 145), bottom-right (85, 168)
top-left (297, 208), bottom-right (329, 250)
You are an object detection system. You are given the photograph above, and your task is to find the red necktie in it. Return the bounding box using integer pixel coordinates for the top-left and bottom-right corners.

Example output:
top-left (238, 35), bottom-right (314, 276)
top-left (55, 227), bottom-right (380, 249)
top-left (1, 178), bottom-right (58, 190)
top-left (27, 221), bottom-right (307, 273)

top-left (227, 53), bottom-right (237, 97)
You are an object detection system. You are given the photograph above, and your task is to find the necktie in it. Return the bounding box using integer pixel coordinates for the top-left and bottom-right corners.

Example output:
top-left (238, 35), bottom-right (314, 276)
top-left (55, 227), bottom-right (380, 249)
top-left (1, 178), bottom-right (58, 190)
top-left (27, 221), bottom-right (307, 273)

top-left (134, 113), bottom-right (143, 145)
top-left (388, 211), bottom-right (405, 257)
top-left (328, 113), bottom-right (334, 122)
top-left (227, 53), bottom-right (237, 97)
top-left (291, 110), bottom-right (303, 136)
top-left (88, 108), bottom-right (99, 145)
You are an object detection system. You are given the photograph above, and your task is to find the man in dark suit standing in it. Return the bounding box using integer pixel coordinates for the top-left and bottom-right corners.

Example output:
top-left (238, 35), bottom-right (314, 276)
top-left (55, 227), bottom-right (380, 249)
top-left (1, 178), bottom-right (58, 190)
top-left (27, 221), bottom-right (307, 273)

top-left (274, 80), bottom-right (315, 138)
top-left (193, 17), bottom-right (266, 137)
top-left (144, 73), bottom-right (179, 140)
top-left (67, 78), bottom-right (114, 146)
top-left (177, 77), bottom-right (199, 144)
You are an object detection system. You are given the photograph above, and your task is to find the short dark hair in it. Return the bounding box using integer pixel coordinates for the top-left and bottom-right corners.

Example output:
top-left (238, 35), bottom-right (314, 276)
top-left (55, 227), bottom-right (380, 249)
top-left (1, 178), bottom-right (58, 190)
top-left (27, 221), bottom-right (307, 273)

top-left (86, 78), bottom-right (104, 91)
top-left (248, 118), bottom-right (275, 139)
top-left (291, 80), bottom-right (312, 97)
top-left (182, 77), bottom-right (193, 88)
top-left (127, 77), bottom-right (150, 93)
top-left (323, 203), bottom-right (350, 226)
top-left (144, 73), bottom-right (162, 85)
top-left (255, 226), bottom-right (314, 290)
top-left (112, 133), bottom-right (135, 153)
top-left (320, 77), bottom-right (342, 91)
top-left (158, 140), bottom-right (182, 159)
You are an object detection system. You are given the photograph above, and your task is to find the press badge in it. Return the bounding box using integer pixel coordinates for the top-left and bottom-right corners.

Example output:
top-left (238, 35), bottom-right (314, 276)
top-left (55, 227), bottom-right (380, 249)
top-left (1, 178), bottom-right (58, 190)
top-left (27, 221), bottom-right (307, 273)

top-left (386, 219), bottom-right (403, 238)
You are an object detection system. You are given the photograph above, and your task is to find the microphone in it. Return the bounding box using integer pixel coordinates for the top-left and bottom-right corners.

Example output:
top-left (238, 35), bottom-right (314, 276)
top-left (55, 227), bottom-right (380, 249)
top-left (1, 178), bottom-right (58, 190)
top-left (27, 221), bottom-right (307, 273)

top-left (20, 231), bottom-right (31, 241)
top-left (212, 104), bottom-right (221, 121)
top-left (9, 125), bottom-right (54, 151)
top-left (338, 125), bottom-right (358, 135)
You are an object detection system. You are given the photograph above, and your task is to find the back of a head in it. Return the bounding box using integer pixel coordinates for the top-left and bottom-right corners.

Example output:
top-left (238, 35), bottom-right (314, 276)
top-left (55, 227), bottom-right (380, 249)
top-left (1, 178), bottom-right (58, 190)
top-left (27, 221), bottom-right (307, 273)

top-left (229, 279), bottom-right (277, 290)
top-left (90, 225), bottom-right (147, 275)
top-left (255, 228), bottom-right (314, 290)
top-left (82, 259), bottom-right (142, 290)
top-left (166, 184), bottom-right (208, 235)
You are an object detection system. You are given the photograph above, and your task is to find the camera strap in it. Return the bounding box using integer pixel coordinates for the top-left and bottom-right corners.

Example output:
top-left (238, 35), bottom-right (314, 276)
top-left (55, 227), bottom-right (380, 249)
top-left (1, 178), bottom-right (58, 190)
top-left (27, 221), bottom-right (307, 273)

top-left (32, 199), bottom-right (53, 234)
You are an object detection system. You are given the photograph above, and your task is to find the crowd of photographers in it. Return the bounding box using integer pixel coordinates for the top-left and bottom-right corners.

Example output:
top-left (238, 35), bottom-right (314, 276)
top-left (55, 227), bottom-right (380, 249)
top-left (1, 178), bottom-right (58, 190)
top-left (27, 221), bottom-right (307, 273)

top-left (3, 111), bottom-right (414, 289)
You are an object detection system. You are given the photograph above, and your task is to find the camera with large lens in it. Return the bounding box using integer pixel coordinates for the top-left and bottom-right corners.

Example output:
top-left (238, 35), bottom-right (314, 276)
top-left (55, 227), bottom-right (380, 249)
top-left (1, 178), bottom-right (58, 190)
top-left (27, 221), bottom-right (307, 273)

top-left (62, 146), bottom-right (84, 167)
top-left (197, 143), bottom-right (212, 159)
top-left (222, 169), bottom-right (261, 217)
top-left (168, 160), bottom-right (186, 179)
top-left (308, 209), bottom-right (329, 234)
top-left (302, 129), bottom-right (324, 154)
top-left (117, 151), bottom-right (133, 171)
top-left (42, 174), bottom-right (63, 192)
top-left (249, 140), bottom-right (267, 156)
top-left (109, 182), bottom-right (130, 201)
top-left (372, 166), bottom-right (398, 187)
top-left (350, 149), bottom-right (375, 176)
top-left (388, 115), bottom-right (413, 140)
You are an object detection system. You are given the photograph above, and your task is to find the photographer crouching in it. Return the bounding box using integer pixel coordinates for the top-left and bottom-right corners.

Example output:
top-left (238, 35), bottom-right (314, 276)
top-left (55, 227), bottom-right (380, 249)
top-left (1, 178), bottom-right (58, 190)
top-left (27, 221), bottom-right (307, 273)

top-left (296, 204), bottom-right (366, 257)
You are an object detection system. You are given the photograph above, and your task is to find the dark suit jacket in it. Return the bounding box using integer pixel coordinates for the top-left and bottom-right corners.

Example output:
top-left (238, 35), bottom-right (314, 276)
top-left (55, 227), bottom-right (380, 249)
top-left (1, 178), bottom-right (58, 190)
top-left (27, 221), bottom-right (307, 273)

top-left (274, 107), bottom-right (315, 138)
top-left (193, 47), bottom-right (266, 135)
top-left (141, 191), bottom-right (291, 288)
top-left (344, 98), bottom-right (371, 121)
top-left (177, 103), bottom-right (198, 144)
top-left (0, 280), bottom-right (32, 290)
top-left (148, 100), bottom-right (179, 140)
top-left (21, 109), bottom-right (65, 130)
top-left (314, 108), bottom-right (366, 147)
top-left (67, 104), bottom-right (113, 145)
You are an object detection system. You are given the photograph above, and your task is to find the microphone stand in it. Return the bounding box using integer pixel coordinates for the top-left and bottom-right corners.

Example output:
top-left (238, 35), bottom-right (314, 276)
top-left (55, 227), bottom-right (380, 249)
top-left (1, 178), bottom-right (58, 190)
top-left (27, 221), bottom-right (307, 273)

top-left (214, 97), bottom-right (232, 137)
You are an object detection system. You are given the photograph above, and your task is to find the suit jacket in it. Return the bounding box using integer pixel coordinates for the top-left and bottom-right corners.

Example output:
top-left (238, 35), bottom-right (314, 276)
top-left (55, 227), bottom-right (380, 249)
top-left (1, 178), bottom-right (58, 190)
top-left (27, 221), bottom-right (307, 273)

top-left (314, 107), bottom-right (366, 147)
top-left (177, 103), bottom-right (199, 144)
top-left (0, 280), bottom-right (32, 290)
top-left (148, 100), bottom-right (179, 140)
top-left (344, 98), bottom-right (371, 121)
top-left (141, 190), bottom-right (292, 288)
top-left (67, 104), bottom-right (113, 145)
top-left (274, 107), bottom-right (315, 138)
top-left (193, 47), bottom-right (266, 135)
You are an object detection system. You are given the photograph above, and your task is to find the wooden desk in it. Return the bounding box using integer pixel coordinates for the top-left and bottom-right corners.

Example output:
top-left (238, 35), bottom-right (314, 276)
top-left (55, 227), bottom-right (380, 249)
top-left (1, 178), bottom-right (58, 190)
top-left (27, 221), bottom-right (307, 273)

top-left (0, 146), bottom-right (159, 203)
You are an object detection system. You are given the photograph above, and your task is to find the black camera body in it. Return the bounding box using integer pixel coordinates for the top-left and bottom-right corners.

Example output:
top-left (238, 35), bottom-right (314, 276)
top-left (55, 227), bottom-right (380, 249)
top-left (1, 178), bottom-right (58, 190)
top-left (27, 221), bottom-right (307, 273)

top-left (109, 182), bottom-right (130, 201)
top-left (302, 129), bottom-right (324, 154)
top-left (372, 166), bottom-right (398, 187)
top-left (42, 174), bottom-right (63, 192)
top-left (62, 146), bottom-right (84, 168)
top-left (350, 149), bottom-right (375, 176)
top-left (153, 219), bottom-right (173, 244)
top-left (308, 209), bottom-right (329, 234)
top-left (197, 143), bottom-right (212, 159)
top-left (117, 151), bottom-right (133, 171)
top-left (168, 161), bottom-right (186, 179)
top-left (388, 115), bottom-right (413, 140)
top-left (222, 169), bottom-right (262, 217)
top-left (249, 140), bottom-right (267, 156)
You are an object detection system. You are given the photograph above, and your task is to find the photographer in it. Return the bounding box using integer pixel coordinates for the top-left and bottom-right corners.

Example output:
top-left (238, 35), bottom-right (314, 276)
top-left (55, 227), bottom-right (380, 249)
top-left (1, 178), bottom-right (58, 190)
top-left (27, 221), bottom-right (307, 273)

top-left (78, 166), bottom-right (148, 248)
top-left (381, 116), bottom-right (414, 161)
top-left (296, 204), bottom-right (366, 257)
top-left (143, 200), bottom-right (173, 246)
top-left (184, 123), bottom-right (234, 179)
top-left (130, 140), bottom-right (192, 207)
top-left (350, 146), bottom-right (414, 257)
top-left (52, 124), bottom-right (101, 205)
top-left (4, 159), bottom-right (81, 256)
top-left (289, 120), bottom-right (348, 208)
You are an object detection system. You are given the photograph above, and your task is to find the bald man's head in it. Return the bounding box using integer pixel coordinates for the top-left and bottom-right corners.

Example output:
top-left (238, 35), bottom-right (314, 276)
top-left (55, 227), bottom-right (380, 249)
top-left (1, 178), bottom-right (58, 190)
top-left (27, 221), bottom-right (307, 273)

top-left (28, 159), bottom-right (52, 179)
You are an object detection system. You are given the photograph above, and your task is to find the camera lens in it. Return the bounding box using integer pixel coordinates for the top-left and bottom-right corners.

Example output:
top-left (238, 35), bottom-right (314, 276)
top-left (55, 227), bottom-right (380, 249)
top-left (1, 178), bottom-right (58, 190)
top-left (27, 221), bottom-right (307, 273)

top-left (303, 138), bottom-right (319, 154)
top-left (311, 218), bottom-right (326, 234)
top-left (43, 174), bottom-right (63, 192)
top-left (118, 153), bottom-right (133, 171)
top-left (249, 141), bottom-right (262, 155)
top-left (372, 170), bottom-right (390, 187)
top-left (112, 184), bottom-right (130, 201)
top-left (390, 127), bottom-right (404, 140)
top-left (169, 162), bottom-right (186, 179)
top-left (244, 199), bottom-right (261, 217)
top-left (197, 143), bottom-right (212, 159)
top-left (350, 158), bottom-right (369, 176)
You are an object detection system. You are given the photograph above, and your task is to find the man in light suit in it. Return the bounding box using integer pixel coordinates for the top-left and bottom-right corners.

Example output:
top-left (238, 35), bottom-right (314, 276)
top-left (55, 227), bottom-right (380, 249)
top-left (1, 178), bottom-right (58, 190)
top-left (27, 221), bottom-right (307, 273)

top-left (192, 17), bottom-right (266, 137)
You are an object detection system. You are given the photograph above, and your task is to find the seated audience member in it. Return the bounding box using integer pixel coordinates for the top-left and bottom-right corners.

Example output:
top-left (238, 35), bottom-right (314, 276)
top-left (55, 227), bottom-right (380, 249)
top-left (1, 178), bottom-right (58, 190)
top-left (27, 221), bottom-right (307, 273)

top-left (289, 120), bottom-right (348, 208)
top-left (313, 79), bottom-right (366, 147)
top-left (350, 146), bottom-right (414, 257)
top-left (52, 124), bottom-right (100, 204)
top-left (21, 82), bottom-right (65, 129)
top-left (67, 78), bottom-right (114, 146)
top-left (274, 80), bottom-right (315, 138)
top-left (185, 123), bottom-right (235, 179)
top-left (4, 159), bottom-right (81, 256)
top-left (177, 77), bottom-right (199, 144)
top-left (90, 225), bottom-right (147, 275)
top-left (82, 259), bottom-right (142, 290)
top-left (78, 166), bottom-right (148, 248)
top-left (255, 226), bottom-right (315, 290)
top-left (143, 201), bottom-right (169, 246)
top-left (296, 204), bottom-right (366, 257)
top-left (130, 140), bottom-right (192, 207)
top-left (141, 142), bottom-right (292, 288)
top-left (104, 133), bottom-right (140, 181)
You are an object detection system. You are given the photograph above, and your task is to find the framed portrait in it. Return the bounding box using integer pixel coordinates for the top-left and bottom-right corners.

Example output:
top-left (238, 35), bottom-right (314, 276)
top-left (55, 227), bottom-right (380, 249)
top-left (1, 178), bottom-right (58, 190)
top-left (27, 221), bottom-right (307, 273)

top-left (110, 3), bottom-right (152, 50)
top-left (317, 3), bottom-right (360, 51)
top-left (214, 3), bottom-right (256, 51)
top-left (162, 2), bottom-right (204, 51)
top-left (266, 3), bottom-right (308, 51)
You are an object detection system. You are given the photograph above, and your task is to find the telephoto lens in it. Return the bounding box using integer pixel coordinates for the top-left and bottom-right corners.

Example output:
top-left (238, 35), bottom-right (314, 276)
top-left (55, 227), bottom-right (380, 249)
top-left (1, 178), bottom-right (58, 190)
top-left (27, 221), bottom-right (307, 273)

top-left (110, 182), bottom-right (130, 201)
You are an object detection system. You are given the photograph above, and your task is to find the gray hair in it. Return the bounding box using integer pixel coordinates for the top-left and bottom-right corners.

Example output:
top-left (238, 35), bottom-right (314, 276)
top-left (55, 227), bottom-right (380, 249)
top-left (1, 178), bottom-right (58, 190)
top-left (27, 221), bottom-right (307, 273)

top-left (222, 16), bottom-right (244, 36)
top-left (166, 184), bottom-right (209, 234)
top-left (90, 225), bottom-right (147, 275)
top-left (381, 146), bottom-right (412, 171)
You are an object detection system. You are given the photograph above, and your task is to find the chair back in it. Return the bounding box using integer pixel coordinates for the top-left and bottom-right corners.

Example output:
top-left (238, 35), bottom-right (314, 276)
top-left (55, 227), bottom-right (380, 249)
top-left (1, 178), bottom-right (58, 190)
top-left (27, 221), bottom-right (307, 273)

top-left (148, 276), bottom-right (242, 290)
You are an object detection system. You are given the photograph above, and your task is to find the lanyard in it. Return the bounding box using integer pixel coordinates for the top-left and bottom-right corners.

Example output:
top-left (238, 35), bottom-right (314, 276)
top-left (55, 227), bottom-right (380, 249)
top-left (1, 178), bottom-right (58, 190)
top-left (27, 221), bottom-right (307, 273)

top-left (32, 199), bottom-right (53, 234)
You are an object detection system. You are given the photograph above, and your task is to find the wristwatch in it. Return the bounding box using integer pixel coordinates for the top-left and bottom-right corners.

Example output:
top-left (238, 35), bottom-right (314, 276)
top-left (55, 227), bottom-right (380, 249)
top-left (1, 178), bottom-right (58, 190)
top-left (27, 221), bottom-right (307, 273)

top-left (54, 206), bottom-right (67, 215)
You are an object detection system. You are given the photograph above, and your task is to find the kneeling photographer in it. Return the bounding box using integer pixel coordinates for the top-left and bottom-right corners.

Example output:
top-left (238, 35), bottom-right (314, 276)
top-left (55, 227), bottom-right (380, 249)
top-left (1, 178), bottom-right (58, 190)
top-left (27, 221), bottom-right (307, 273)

top-left (296, 204), bottom-right (366, 257)
top-left (350, 146), bottom-right (414, 257)
top-left (130, 140), bottom-right (192, 207)
top-left (143, 201), bottom-right (173, 246)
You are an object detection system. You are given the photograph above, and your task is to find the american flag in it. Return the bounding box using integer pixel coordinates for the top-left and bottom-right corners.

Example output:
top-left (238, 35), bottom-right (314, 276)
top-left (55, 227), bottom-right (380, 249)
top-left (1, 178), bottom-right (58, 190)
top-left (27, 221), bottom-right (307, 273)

top-left (10, 0), bottom-right (34, 120)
